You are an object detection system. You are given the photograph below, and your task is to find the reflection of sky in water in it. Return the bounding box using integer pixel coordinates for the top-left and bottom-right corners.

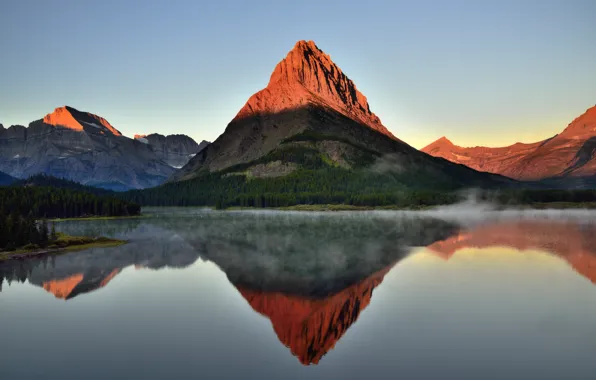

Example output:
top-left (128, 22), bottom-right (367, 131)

top-left (1, 210), bottom-right (596, 380)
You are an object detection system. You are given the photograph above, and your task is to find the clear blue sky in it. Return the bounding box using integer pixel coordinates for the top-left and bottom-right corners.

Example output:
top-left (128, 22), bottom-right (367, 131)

top-left (1, 0), bottom-right (595, 148)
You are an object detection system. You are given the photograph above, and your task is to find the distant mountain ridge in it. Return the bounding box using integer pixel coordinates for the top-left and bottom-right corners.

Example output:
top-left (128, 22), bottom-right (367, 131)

top-left (134, 133), bottom-right (209, 168)
top-left (0, 106), bottom-right (205, 190)
top-left (422, 105), bottom-right (596, 182)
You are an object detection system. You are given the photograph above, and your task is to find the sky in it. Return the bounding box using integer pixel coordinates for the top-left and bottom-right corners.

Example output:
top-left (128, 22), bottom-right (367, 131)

top-left (1, 0), bottom-right (595, 149)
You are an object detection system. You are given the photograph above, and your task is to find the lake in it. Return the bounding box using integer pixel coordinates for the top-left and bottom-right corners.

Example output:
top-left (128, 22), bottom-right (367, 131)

top-left (1, 207), bottom-right (596, 379)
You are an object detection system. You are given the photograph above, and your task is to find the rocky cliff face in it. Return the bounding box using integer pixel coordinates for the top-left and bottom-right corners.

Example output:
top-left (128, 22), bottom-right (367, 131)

top-left (235, 40), bottom-right (395, 139)
top-left (172, 40), bottom-right (508, 188)
top-left (134, 133), bottom-right (208, 168)
top-left (422, 105), bottom-right (596, 181)
top-left (0, 106), bottom-right (175, 190)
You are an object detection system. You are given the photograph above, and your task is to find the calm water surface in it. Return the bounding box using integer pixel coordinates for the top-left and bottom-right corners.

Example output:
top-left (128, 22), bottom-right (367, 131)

top-left (1, 208), bottom-right (596, 379)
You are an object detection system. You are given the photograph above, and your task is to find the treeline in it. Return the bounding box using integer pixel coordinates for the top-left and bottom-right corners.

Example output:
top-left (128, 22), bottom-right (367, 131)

top-left (493, 189), bottom-right (596, 204)
top-left (11, 174), bottom-right (114, 196)
top-left (121, 164), bottom-right (596, 209)
top-left (215, 191), bottom-right (459, 209)
top-left (0, 186), bottom-right (141, 219)
top-left (122, 167), bottom-right (462, 208)
top-left (0, 213), bottom-right (56, 251)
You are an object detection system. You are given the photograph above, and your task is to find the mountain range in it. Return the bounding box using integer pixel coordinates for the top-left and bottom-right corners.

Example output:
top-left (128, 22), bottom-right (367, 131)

top-left (0, 106), bottom-right (207, 190)
top-left (3, 41), bottom-right (594, 195)
top-left (162, 40), bottom-right (509, 201)
top-left (422, 105), bottom-right (596, 183)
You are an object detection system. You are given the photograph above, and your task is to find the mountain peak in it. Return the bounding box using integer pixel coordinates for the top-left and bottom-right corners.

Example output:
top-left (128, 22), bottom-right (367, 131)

top-left (42, 106), bottom-right (122, 136)
top-left (423, 136), bottom-right (456, 152)
top-left (560, 104), bottom-right (596, 138)
top-left (43, 106), bottom-right (84, 132)
top-left (268, 39), bottom-right (334, 87)
top-left (437, 136), bottom-right (454, 145)
top-left (235, 40), bottom-right (396, 139)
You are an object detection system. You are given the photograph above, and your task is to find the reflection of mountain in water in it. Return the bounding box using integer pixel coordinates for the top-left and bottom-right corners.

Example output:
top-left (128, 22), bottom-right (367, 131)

top-left (0, 223), bottom-right (202, 298)
top-left (0, 214), bottom-right (457, 300)
top-left (178, 214), bottom-right (458, 297)
top-left (2, 213), bottom-right (595, 365)
top-left (427, 221), bottom-right (596, 284)
top-left (238, 265), bottom-right (392, 365)
top-left (42, 269), bottom-right (121, 300)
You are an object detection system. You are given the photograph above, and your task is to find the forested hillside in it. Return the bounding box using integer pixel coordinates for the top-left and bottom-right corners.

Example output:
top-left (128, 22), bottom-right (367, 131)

top-left (0, 186), bottom-right (140, 219)
top-left (12, 174), bottom-right (114, 195)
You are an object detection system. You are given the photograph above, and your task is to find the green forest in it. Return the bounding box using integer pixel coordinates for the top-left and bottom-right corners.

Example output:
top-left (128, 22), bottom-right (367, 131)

top-left (120, 136), bottom-right (596, 208)
top-left (0, 186), bottom-right (140, 218)
top-left (122, 166), bottom-right (465, 208)
top-left (0, 213), bottom-right (55, 251)
top-left (0, 182), bottom-right (140, 252)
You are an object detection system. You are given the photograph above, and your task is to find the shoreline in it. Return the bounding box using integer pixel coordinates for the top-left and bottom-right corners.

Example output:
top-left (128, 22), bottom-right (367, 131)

top-left (0, 235), bottom-right (127, 261)
top-left (220, 202), bottom-right (596, 212)
top-left (48, 214), bottom-right (148, 222)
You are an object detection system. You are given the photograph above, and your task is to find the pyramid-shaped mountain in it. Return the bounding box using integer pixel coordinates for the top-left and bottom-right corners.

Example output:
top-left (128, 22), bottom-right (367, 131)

top-left (171, 40), bottom-right (508, 191)
top-left (238, 264), bottom-right (392, 365)
top-left (422, 105), bottom-right (596, 183)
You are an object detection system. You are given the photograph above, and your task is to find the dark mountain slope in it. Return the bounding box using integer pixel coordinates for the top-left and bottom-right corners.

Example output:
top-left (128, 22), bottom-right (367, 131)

top-left (0, 170), bottom-right (15, 186)
top-left (146, 41), bottom-right (511, 206)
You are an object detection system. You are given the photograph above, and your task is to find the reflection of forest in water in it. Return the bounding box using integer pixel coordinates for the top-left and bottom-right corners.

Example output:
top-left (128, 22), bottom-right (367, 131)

top-left (2, 213), bottom-right (596, 297)
top-left (0, 213), bottom-right (460, 297)
top-left (1, 211), bottom-right (596, 365)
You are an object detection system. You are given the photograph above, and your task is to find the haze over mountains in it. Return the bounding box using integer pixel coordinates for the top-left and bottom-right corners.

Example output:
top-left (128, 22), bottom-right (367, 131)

top-left (423, 105), bottom-right (596, 182)
top-left (0, 106), bottom-right (206, 190)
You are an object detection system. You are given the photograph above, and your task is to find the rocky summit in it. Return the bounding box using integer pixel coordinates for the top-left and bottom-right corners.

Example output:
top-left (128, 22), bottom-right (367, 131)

top-left (237, 40), bottom-right (395, 139)
top-left (423, 105), bottom-right (596, 182)
top-left (0, 106), bottom-right (199, 190)
top-left (171, 40), bottom-right (508, 189)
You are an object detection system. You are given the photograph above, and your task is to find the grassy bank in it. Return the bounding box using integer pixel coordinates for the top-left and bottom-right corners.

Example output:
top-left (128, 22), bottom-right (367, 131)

top-left (223, 201), bottom-right (596, 212)
top-left (0, 232), bottom-right (127, 261)
top-left (224, 204), bottom-right (440, 212)
top-left (48, 214), bottom-right (149, 222)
